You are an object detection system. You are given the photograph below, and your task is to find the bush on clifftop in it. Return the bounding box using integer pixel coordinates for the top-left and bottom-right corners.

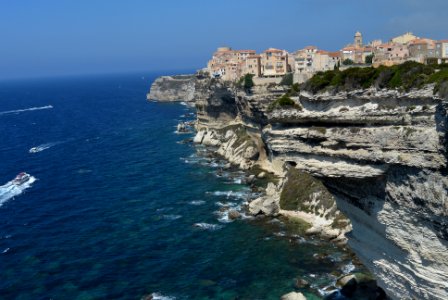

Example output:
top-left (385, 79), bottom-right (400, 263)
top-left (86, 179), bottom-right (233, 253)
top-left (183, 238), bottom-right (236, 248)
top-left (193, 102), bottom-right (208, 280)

top-left (280, 73), bottom-right (294, 86)
top-left (238, 74), bottom-right (255, 91)
top-left (268, 94), bottom-right (302, 111)
top-left (302, 61), bottom-right (448, 95)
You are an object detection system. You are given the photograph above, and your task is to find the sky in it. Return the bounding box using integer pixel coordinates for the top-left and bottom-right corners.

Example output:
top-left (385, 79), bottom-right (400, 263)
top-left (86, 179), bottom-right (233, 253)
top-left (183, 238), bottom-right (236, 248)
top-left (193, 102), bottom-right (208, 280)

top-left (1, 0), bottom-right (448, 80)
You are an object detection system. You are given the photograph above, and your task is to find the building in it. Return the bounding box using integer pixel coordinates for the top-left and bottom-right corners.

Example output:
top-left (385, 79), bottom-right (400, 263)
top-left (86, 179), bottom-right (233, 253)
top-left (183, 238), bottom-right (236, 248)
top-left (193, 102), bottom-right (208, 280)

top-left (340, 32), bottom-right (373, 64)
top-left (293, 47), bottom-right (341, 83)
top-left (435, 40), bottom-right (448, 63)
top-left (372, 43), bottom-right (409, 67)
top-left (407, 39), bottom-right (437, 63)
top-left (241, 55), bottom-right (262, 77)
top-left (391, 32), bottom-right (419, 45)
top-left (261, 48), bottom-right (290, 77)
top-left (354, 31), bottom-right (363, 48)
top-left (207, 47), bottom-right (258, 81)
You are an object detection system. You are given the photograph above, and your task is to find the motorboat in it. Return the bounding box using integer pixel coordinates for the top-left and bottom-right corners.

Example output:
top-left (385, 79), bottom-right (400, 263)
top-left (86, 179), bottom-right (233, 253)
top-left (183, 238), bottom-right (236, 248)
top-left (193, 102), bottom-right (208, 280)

top-left (29, 147), bottom-right (39, 153)
top-left (13, 172), bottom-right (31, 185)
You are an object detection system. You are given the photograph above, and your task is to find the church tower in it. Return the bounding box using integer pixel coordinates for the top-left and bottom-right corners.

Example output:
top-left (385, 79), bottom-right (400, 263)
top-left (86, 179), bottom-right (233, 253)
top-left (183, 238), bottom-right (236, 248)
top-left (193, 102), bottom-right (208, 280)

top-left (354, 31), bottom-right (363, 48)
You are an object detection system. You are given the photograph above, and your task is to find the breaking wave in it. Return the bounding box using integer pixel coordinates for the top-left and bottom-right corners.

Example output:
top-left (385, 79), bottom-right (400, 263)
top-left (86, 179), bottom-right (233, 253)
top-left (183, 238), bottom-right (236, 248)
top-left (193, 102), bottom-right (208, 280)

top-left (149, 292), bottom-right (176, 300)
top-left (0, 175), bottom-right (37, 207)
top-left (192, 223), bottom-right (223, 231)
top-left (0, 105), bottom-right (53, 116)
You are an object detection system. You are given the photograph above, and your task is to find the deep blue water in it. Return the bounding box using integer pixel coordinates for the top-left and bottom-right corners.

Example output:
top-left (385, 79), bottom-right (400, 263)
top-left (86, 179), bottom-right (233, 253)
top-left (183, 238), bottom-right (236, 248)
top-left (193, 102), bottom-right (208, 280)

top-left (0, 73), bottom-right (364, 300)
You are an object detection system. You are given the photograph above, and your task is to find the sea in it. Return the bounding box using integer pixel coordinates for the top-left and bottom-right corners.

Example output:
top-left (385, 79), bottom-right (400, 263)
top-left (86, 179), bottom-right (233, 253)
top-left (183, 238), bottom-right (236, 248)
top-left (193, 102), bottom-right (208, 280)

top-left (0, 72), bottom-right (369, 300)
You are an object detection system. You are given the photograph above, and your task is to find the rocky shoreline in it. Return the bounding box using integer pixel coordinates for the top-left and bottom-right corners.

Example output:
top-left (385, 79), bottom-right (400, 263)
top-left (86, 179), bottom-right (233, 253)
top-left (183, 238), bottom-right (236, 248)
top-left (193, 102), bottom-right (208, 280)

top-left (149, 72), bottom-right (448, 300)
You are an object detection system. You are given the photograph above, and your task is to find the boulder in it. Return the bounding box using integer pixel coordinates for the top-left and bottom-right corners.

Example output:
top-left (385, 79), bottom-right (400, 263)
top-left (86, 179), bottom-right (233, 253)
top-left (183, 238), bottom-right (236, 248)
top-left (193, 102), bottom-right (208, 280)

top-left (294, 277), bottom-right (310, 289)
top-left (193, 130), bottom-right (205, 144)
top-left (246, 175), bottom-right (256, 184)
top-left (257, 171), bottom-right (266, 179)
top-left (248, 196), bottom-right (279, 216)
top-left (280, 292), bottom-right (307, 300)
top-left (228, 210), bottom-right (241, 220)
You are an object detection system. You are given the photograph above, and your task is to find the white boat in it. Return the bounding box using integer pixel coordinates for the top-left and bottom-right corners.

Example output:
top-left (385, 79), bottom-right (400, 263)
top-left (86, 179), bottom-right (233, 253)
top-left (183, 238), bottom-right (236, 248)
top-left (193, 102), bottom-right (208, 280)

top-left (29, 147), bottom-right (39, 153)
top-left (12, 172), bottom-right (31, 185)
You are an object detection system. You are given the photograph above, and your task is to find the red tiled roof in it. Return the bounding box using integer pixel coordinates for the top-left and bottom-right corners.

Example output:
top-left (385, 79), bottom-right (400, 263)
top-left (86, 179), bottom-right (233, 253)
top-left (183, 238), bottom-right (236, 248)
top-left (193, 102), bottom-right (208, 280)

top-left (264, 48), bottom-right (283, 53)
top-left (328, 52), bottom-right (341, 58)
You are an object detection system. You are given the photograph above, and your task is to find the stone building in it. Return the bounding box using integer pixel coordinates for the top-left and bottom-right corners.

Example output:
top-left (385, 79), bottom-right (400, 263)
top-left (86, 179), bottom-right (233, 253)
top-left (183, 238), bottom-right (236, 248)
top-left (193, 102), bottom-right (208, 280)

top-left (391, 32), bottom-right (419, 44)
top-left (407, 38), bottom-right (437, 63)
top-left (435, 40), bottom-right (448, 63)
top-left (241, 55), bottom-right (262, 77)
top-left (372, 43), bottom-right (410, 67)
top-left (261, 48), bottom-right (290, 77)
top-left (340, 31), bottom-right (373, 64)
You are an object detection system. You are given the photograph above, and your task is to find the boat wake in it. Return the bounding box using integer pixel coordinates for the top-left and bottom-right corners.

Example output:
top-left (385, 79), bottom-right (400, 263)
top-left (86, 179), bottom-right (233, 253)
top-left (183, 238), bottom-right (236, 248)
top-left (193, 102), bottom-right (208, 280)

top-left (0, 105), bottom-right (53, 116)
top-left (29, 141), bottom-right (64, 153)
top-left (0, 174), bottom-right (36, 207)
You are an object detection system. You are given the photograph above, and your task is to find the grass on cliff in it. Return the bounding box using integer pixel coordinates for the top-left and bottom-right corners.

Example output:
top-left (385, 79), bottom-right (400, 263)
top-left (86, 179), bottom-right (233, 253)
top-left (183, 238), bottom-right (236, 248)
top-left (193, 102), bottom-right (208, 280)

top-left (268, 94), bottom-right (303, 111)
top-left (280, 168), bottom-right (334, 214)
top-left (302, 61), bottom-right (448, 96)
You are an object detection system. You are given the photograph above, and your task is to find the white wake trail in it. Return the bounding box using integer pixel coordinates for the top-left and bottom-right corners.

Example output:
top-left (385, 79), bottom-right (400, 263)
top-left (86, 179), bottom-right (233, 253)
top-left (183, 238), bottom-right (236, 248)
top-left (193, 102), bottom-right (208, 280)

top-left (0, 105), bottom-right (53, 116)
top-left (0, 176), bottom-right (36, 207)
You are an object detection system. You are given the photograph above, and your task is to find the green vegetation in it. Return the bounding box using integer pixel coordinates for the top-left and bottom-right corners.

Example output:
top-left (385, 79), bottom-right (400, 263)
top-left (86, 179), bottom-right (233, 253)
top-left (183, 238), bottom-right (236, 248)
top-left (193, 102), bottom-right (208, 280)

top-left (279, 73), bottom-right (294, 86)
top-left (280, 168), bottom-right (335, 213)
top-left (268, 94), bottom-right (302, 111)
top-left (365, 54), bottom-right (374, 64)
top-left (342, 58), bottom-right (354, 65)
top-left (302, 61), bottom-right (448, 95)
top-left (238, 73), bottom-right (255, 90)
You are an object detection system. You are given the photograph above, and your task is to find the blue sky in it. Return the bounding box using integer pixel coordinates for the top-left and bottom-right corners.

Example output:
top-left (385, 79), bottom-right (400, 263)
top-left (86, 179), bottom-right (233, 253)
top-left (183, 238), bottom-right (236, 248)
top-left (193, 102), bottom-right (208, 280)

top-left (1, 0), bottom-right (447, 79)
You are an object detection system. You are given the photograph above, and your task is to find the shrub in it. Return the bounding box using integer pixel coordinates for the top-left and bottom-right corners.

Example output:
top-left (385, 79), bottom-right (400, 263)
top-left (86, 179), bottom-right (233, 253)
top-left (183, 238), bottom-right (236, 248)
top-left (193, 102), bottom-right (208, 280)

top-left (343, 59), bottom-right (354, 65)
top-left (287, 83), bottom-right (300, 97)
top-left (238, 73), bottom-right (255, 90)
top-left (268, 94), bottom-right (302, 111)
top-left (302, 61), bottom-right (448, 94)
top-left (365, 54), bottom-right (374, 64)
top-left (280, 73), bottom-right (294, 86)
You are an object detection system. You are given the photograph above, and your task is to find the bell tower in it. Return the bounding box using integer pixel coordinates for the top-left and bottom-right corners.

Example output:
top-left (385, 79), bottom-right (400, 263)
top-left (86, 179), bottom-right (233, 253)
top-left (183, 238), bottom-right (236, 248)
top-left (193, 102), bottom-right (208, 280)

top-left (354, 31), bottom-right (363, 48)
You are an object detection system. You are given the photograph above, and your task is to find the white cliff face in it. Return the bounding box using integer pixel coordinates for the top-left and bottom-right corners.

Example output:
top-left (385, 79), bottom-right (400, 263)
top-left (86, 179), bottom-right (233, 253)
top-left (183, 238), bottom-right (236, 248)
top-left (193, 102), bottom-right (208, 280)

top-left (156, 74), bottom-right (448, 300)
top-left (147, 75), bottom-right (197, 102)
top-left (264, 92), bottom-right (448, 300)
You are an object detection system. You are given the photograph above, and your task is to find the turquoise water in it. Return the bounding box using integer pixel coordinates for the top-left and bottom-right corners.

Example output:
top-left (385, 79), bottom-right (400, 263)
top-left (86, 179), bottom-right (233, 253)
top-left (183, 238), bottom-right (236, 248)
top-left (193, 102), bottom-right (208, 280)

top-left (0, 73), bottom-right (366, 299)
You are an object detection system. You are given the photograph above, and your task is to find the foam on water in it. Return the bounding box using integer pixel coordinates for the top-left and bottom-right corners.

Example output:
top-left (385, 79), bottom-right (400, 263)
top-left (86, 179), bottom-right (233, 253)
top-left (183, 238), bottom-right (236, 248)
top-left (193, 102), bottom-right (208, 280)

top-left (0, 105), bottom-right (53, 116)
top-left (150, 292), bottom-right (176, 300)
top-left (192, 223), bottom-right (224, 231)
top-left (188, 200), bottom-right (206, 206)
top-left (161, 215), bottom-right (182, 221)
top-left (0, 176), bottom-right (36, 207)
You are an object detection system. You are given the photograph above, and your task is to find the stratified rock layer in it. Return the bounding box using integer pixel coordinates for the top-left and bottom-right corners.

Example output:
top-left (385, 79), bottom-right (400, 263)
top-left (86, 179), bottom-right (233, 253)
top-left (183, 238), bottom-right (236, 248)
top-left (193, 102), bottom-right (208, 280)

top-left (148, 74), bottom-right (448, 299)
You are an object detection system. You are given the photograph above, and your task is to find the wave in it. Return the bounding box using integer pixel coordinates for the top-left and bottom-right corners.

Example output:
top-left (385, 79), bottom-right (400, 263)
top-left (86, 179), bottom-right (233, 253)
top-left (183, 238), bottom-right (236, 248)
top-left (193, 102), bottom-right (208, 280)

top-left (149, 293), bottom-right (176, 300)
top-left (189, 200), bottom-right (206, 206)
top-left (161, 215), bottom-right (182, 221)
top-left (0, 175), bottom-right (37, 207)
top-left (29, 141), bottom-right (64, 153)
top-left (0, 105), bottom-right (53, 116)
top-left (192, 223), bottom-right (223, 231)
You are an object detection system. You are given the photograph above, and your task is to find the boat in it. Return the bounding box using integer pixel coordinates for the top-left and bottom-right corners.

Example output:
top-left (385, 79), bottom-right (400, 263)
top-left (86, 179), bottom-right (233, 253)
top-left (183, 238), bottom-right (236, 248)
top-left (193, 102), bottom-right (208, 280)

top-left (12, 172), bottom-right (31, 185)
top-left (29, 147), bottom-right (39, 153)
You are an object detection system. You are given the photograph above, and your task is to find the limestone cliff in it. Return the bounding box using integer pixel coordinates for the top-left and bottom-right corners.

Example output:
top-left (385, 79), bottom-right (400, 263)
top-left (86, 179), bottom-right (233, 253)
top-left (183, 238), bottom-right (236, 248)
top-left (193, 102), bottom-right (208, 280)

top-left (147, 74), bottom-right (204, 102)
top-left (148, 74), bottom-right (448, 300)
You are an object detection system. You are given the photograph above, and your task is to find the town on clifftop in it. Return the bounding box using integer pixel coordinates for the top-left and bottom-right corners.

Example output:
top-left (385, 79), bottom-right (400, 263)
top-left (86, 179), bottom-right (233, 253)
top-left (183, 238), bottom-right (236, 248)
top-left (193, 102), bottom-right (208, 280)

top-left (206, 31), bottom-right (448, 84)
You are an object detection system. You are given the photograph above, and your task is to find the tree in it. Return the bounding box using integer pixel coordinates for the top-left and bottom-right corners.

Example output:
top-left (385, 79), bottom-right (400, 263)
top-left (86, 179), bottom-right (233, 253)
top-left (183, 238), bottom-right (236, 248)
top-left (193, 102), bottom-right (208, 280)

top-left (342, 59), bottom-right (354, 66)
top-left (365, 54), bottom-right (374, 64)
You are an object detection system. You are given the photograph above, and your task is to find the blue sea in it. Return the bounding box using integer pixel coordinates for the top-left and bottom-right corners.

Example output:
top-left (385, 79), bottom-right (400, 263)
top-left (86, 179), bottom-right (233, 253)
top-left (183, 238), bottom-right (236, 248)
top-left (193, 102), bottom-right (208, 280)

top-left (0, 73), bottom-right (366, 300)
